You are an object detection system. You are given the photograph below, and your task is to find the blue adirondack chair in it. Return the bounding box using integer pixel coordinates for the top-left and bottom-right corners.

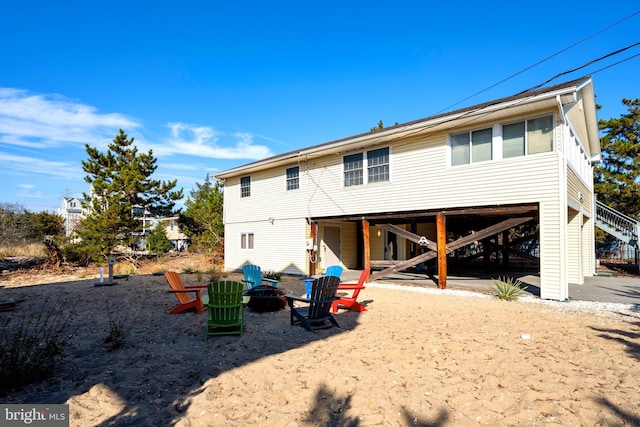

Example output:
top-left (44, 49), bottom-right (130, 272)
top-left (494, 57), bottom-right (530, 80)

top-left (241, 264), bottom-right (278, 290)
top-left (305, 265), bottom-right (343, 298)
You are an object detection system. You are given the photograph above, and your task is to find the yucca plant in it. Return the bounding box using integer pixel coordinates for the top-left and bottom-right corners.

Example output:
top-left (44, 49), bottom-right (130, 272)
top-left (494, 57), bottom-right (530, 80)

top-left (263, 270), bottom-right (283, 281)
top-left (487, 276), bottom-right (527, 301)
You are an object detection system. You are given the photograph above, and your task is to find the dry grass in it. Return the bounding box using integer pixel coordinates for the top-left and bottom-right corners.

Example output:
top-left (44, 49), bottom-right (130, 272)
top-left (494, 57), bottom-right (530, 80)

top-left (0, 243), bottom-right (45, 258)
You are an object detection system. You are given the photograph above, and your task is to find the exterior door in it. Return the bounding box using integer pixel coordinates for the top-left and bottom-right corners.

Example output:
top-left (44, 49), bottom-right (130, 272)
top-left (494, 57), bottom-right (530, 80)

top-left (323, 226), bottom-right (341, 268)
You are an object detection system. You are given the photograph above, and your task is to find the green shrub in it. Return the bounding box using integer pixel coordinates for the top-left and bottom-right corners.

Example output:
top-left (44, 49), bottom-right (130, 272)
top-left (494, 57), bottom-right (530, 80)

top-left (487, 277), bottom-right (527, 301)
top-left (182, 266), bottom-right (198, 274)
top-left (0, 299), bottom-right (73, 396)
top-left (263, 270), bottom-right (283, 281)
top-left (207, 265), bottom-right (226, 283)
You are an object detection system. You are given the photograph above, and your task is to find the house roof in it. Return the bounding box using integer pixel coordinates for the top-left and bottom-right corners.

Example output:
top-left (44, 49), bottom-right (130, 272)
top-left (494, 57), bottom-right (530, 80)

top-left (215, 77), bottom-right (599, 179)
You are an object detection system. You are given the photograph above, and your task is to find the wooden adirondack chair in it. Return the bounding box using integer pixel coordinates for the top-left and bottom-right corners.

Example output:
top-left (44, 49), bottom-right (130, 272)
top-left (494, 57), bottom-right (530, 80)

top-left (165, 271), bottom-right (207, 314)
top-left (205, 280), bottom-right (244, 340)
top-left (287, 275), bottom-right (340, 331)
top-left (241, 264), bottom-right (278, 289)
top-left (331, 268), bottom-right (370, 313)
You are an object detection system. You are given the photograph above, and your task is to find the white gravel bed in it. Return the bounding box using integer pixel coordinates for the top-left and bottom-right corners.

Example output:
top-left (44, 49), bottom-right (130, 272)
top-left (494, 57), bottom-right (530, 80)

top-left (370, 281), bottom-right (640, 319)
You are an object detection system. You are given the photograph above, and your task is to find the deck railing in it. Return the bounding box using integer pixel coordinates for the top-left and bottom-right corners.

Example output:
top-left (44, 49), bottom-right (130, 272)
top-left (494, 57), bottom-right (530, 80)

top-left (595, 200), bottom-right (638, 245)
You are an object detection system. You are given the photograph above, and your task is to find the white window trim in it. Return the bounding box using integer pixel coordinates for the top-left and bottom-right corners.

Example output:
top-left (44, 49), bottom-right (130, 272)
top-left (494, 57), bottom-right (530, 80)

top-left (342, 146), bottom-right (392, 188)
top-left (240, 232), bottom-right (254, 250)
top-left (240, 176), bottom-right (251, 198)
top-left (448, 113), bottom-right (556, 167)
top-left (285, 166), bottom-right (300, 191)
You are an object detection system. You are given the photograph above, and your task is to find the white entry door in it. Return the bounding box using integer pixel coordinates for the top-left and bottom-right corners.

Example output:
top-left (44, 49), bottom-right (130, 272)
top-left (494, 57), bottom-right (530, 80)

top-left (323, 226), bottom-right (341, 267)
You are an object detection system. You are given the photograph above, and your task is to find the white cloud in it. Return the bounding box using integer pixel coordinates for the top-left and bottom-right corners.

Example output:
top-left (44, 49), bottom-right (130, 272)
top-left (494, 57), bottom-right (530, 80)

top-left (17, 183), bottom-right (34, 190)
top-left (0, 152), bottom-right (83, 180)
top-left (0, 88), bottom-right (141, 148)
top-left (158, 122), bottom-right (274, 160)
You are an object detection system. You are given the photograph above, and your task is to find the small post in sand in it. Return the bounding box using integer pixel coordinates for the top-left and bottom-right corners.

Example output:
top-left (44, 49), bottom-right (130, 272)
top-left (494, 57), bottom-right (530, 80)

top-left (95, 256), bottom-right (117, 286)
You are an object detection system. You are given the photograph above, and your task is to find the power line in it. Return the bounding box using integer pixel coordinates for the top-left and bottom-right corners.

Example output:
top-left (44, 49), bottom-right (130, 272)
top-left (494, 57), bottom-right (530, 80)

top-left (434, 9), bottom-right (640, 114)
top-left (522, 41), bottom-right (640, 93)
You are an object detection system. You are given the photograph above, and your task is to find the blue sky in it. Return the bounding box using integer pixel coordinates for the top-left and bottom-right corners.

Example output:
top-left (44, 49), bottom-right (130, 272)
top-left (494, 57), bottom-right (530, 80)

top-left (1, 1), bottom-right (639, 213)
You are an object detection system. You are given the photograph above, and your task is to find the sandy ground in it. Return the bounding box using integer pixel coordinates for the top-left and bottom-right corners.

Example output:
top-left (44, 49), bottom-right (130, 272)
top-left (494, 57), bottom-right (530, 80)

top-left (1, 262), bottom-right (640, 426)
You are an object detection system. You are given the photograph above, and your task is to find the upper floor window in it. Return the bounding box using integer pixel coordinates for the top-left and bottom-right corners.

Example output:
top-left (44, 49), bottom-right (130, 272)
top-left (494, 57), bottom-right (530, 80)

top-left (503, 115), bottom-right (553, 158)
top-left (286, 166), bottom-right (299, 190)
top-left (451, 128), bottom-right (492, 166)
top-left (344, 147), bottom-right (390, 187)
top-left (367, 147), bottom-right (390, 183)
top-left (240, 176), bottom-right (251, 198)
top-left (344, 153), bottom-right (364, 187)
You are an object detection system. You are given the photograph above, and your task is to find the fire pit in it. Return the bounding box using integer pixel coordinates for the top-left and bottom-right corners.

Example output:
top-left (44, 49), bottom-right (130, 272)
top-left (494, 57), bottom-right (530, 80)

top-left (243, 285), bottom-right (291, 312)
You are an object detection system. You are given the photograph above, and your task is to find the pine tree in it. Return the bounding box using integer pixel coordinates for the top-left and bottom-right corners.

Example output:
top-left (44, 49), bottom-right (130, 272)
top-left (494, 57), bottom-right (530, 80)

top-left (595, 98), bottom-right (640, 219)
top-left (179, 175), bottom-right (224, 253)
top-left (147, 222), bottom-right (173, 255)
top-left (77, 129), bottom-right (183, 260)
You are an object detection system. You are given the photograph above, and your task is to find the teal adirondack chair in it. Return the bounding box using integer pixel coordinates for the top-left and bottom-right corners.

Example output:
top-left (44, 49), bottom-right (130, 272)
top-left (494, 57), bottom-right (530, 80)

top-left (241, 264), bottom-right (278, 290)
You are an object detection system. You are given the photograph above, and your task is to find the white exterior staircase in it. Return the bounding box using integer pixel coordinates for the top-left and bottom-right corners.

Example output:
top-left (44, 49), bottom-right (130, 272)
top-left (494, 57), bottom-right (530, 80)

top-left (595, 200), bottom-right (639, 246)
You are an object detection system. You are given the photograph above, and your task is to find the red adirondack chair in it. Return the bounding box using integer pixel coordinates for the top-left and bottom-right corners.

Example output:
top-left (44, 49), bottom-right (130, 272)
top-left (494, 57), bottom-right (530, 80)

top-left (165, 271), bottom-right (207, 314)
top-left (331, 268), bottom-right (370, 313)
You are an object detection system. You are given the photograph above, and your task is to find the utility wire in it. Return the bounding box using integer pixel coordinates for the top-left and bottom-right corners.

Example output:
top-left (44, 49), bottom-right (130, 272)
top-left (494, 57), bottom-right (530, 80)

top-left (521, 41), bottom-right (640, 93)
top-left (434, 9), bottom-right (640, 114)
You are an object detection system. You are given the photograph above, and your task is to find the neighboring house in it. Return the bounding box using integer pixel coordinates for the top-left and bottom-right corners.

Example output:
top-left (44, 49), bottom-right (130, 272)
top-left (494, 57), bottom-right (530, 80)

top-left (215, 77), bottom-right (600, 301)
top-left (131, 213), bottom-right (189, 252)
top-left (157, 216), bottom-right (189, 252)
top-left (60, 195), bottom-right (188, 252)
top-left (58, 197), bottom-right (85, 236)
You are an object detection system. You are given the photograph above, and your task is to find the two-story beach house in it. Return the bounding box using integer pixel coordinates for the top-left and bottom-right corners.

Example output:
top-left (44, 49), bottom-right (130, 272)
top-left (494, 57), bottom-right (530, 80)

top-left (58, 196), bottom-right (85, 236)
top-left (215, 77), bottom-right (600, 301)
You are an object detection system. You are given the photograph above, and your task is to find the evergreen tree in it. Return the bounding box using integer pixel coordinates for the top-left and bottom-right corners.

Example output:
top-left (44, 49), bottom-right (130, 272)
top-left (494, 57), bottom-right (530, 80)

top-left (595, 98), bottom-right (640, 219)
top-left (179, 175), bottom-right (224, 253)
top-left (0, 203), bottom-right (64, 243)
top-left (147, 222), bottom-right (173, 254)
top-left (77, 129), bottom-right (183, 260)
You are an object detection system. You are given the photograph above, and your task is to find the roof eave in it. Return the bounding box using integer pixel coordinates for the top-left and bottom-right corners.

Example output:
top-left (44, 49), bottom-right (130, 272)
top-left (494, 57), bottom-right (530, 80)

top-left (215, 77), bottom-right (594, 179)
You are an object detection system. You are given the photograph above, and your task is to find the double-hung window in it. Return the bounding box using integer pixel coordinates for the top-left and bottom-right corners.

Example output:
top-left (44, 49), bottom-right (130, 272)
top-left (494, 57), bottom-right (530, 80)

top-left (343, 147), bottom-right (390, 186)
top-left (286, 166), bottom-right (299, 190)
top-left (503, 115), bottom-right (553, 158)
top-left (240, 176), bottom-right (251, 198)
top-left (451, 128), bottom-right (493, 166)
top-left (367, 147), bottom-right (390, 183)
top-left (344, 153), bottom-right (364, 187)
top-left (240, 232), bottom-right (254, 249)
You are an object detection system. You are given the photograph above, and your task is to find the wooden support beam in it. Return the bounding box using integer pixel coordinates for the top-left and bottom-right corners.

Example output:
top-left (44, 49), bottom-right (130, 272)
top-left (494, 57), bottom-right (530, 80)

top-left (436, 213), bottom-right (447, 289)
top-left (370, 216), bottom-right (533, 281)
top-left (378, 223), bottom-right (440, 252)
top-left (309, 221), bottom-right (316, 276)
top-left (362, 219), bottom-right (370, 272)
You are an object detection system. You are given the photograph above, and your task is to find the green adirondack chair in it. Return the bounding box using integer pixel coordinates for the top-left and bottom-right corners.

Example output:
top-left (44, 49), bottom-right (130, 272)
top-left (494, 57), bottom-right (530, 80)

top-left (205, 280), bottom-right (244, 340)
